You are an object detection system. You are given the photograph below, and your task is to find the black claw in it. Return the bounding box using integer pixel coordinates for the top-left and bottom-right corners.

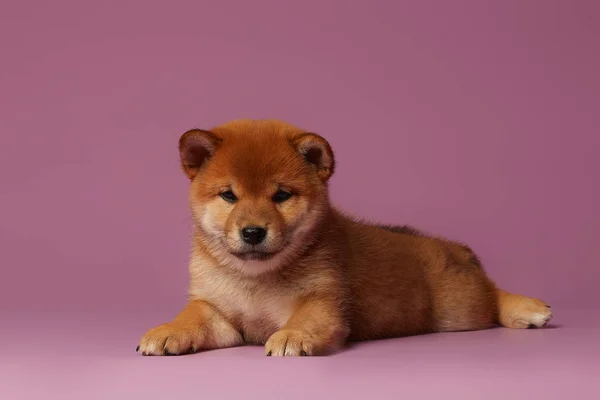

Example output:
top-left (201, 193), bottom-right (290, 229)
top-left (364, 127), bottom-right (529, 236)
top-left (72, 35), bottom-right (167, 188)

top-left (188, 346), bottom-right (196, 354)
top-left (546, 305), bottom-right (551, 308)
top-left (300, 351), bottom-right (307, 356)
top-left (266, 351), bottom-right (272, 356)
top-left (136, 345), bottom-right (140, 352)
top-left (165, 351), bottom-right (177, 356)
top-left (527, 324), bottom-right (536, 329)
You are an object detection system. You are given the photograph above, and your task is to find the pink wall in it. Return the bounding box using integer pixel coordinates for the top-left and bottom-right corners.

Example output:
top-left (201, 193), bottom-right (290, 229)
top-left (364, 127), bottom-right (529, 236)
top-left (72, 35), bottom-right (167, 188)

top-left (1, 0), bottom-right (598, 312)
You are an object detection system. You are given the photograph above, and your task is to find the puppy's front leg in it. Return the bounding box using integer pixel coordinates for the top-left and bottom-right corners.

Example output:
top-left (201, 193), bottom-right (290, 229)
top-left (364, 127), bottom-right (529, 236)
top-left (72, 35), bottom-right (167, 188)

top-left (265, 296), bottom-right (349, 356)
top-left (137, 299), bottom-right (243, 356)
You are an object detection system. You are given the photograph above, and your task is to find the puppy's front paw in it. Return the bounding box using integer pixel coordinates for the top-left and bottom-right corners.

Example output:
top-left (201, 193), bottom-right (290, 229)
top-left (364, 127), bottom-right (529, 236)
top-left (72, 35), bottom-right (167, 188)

top-left (137, 323), bottom-right (200, 356)
top-left (265, 329), bottom-right (315, 357)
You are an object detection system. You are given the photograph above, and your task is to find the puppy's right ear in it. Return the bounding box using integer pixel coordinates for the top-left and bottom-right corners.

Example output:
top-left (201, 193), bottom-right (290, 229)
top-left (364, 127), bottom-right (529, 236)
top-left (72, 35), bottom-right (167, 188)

top-left (179, 129), bottom-right (222, 180)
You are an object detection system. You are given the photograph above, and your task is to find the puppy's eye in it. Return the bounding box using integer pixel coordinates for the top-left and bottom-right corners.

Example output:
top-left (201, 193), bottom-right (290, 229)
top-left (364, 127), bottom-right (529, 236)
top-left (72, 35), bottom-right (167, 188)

top-left (272, 190), bottom-right (292, 203)
top-left (220, 190), bottom-right (237, 203)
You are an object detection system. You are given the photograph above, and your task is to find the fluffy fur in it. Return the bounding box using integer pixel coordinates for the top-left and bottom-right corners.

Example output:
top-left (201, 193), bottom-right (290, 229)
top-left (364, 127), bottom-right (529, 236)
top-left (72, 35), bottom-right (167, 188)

top-left (137, 119), bottom-right (552, 357)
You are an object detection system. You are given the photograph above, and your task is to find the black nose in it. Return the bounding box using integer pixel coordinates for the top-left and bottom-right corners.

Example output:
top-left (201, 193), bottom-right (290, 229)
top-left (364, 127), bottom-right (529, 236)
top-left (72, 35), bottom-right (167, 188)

top-left (240, 226), bottom-right (267, 245)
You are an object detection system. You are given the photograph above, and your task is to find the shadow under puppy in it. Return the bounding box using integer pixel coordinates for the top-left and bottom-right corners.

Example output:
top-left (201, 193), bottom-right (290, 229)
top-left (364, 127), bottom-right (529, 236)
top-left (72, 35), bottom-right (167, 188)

top-left (137, 119), bottom-right (552, 356)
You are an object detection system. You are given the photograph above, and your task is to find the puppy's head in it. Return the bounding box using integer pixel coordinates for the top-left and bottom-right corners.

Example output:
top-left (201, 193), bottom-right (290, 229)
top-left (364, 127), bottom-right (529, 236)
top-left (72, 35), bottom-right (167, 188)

top-left (179, 120), bottom-right (334, 276)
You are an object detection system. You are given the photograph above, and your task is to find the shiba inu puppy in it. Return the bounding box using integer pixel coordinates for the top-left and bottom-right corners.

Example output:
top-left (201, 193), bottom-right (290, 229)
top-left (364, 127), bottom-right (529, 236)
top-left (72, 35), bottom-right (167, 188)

top-left (137, 119), bottom-right (552, 356)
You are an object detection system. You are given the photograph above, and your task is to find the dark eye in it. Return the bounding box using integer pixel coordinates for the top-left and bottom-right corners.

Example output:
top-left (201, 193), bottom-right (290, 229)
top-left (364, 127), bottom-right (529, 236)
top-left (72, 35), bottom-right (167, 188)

top-left (220, 190), bottom-right (237, 203)
top-left (272, 190), bottom-right (292, 203)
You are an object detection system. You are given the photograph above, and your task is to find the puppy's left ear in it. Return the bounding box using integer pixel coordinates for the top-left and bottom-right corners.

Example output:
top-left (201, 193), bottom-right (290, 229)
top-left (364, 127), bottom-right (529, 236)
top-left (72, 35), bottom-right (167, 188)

top-left (179, 129), bottom-right (222, 180)
top-left (292, 133), bottom-right (335, 182)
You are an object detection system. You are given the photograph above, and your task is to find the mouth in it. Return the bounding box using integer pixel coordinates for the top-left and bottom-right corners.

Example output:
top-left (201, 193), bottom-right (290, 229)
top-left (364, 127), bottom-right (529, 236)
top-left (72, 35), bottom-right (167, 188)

top-left (231, 251), bottom-right (278, 261)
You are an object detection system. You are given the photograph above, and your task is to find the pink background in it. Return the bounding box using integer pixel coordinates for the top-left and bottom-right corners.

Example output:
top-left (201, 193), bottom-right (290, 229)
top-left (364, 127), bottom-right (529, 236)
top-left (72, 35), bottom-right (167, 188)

top-left (1, 1), bottom-right (599, 399)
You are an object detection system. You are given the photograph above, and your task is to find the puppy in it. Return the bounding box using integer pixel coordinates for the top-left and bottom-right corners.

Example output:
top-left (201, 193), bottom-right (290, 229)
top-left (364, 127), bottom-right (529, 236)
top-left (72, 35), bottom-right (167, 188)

top-left (137, 119), bottom-right (552, 356)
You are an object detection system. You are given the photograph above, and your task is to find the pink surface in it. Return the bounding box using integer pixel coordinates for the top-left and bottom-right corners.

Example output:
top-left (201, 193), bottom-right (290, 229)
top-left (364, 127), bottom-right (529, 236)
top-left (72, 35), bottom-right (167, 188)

top-left (1, 0), bottom-right (599, 399)
top-left (2, 309), bottom-right (600, 399)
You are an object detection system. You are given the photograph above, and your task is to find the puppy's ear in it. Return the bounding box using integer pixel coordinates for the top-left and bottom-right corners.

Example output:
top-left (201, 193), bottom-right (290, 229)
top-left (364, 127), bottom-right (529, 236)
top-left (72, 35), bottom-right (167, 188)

top-left (179, 129), bottom-right (222, 180)
top-left (292, 132), bottom-right (335, 181)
